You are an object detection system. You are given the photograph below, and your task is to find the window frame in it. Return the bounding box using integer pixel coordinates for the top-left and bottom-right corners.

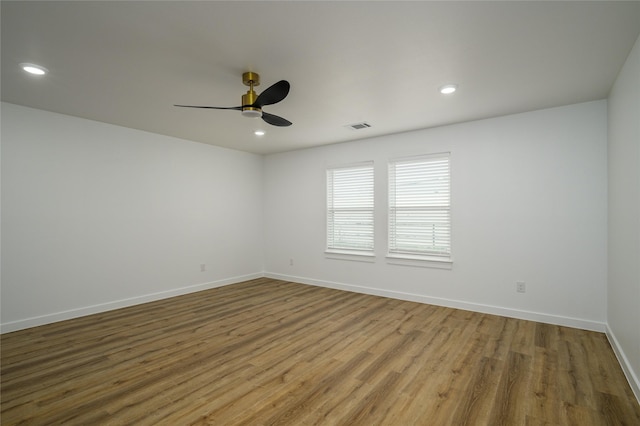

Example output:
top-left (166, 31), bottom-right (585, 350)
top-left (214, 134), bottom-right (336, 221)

top-left (387, 153), bottom-right (452, 267)
top-left (325, 161), bottom-right (375, 259)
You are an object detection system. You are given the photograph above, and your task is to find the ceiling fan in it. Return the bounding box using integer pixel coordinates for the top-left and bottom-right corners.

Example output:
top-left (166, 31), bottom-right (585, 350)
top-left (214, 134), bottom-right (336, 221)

top-left (175, 72), bottom-right (292, 127)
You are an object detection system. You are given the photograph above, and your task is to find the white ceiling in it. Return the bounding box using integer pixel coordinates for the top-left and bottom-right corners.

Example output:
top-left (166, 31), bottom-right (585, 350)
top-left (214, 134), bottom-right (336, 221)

top-left (2, 1), bottom-right (639, 155)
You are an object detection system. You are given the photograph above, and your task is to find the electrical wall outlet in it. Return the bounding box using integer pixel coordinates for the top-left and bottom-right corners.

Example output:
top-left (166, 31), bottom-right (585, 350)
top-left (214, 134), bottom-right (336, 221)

top-left (200, 264), bottom-right (206, 272)
top-left (516, 281), bottom-right (526, 293)
top-left (289, 258), bottom-right (294, 266)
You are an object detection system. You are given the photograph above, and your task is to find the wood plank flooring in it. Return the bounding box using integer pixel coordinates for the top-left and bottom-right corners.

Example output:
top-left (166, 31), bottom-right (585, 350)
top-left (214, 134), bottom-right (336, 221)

top-left (2, 278), bottom-right (639, 425)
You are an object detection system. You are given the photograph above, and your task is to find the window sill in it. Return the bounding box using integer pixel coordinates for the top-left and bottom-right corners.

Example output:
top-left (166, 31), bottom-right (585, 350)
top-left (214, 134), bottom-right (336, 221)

top-left (325, 250), bottom-right (376, 263)
top-left (386, 254), bottom-right (452, 270)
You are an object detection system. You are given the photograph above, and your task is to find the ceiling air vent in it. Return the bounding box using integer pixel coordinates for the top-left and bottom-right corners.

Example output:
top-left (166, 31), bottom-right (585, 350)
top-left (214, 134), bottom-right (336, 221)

top-left (346, 122), bottom-right (372, 130)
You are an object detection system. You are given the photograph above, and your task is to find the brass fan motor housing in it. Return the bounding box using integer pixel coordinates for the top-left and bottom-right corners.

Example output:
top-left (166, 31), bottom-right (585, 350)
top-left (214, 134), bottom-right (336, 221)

top-left (242, 91), bottom-right (258, 107)
top-left (241, 72), bottom-right (261, 115)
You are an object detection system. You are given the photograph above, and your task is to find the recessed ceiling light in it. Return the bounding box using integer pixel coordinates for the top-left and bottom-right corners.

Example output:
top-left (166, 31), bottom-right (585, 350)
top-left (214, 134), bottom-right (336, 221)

top-left (254, 130), bottom-right (265, 136)
top-left (439, 84), bottom-right (457, 95)
top-left (20, 63), bottom-right (48, 75)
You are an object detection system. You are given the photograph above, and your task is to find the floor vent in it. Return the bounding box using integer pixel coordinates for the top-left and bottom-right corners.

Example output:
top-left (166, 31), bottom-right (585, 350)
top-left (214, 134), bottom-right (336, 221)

top-left (346, 122), bottom-right (372, 130)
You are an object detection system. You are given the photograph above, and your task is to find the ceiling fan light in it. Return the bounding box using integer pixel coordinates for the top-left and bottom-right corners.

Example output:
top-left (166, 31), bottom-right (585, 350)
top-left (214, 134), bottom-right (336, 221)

top-left (241, 108), bottom-right (262, 118)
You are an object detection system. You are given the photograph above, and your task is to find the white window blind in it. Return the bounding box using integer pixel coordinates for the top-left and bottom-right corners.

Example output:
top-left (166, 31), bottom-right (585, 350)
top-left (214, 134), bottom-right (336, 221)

top-left (389, 154), bottom-right (451, 258)
top-left (327, 163), bottom-right (374, 252)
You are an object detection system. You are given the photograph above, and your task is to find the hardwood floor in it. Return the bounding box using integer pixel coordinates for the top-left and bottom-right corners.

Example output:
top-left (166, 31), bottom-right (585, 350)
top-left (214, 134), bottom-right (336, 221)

top-left (2, 278), bottom-right (639, 425)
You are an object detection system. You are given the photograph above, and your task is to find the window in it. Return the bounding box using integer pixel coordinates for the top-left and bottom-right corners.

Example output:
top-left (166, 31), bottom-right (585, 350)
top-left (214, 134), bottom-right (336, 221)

top-left (326, 162), bottom-right (374, 254)
top-left (388, 153), bottom-right (451, 260)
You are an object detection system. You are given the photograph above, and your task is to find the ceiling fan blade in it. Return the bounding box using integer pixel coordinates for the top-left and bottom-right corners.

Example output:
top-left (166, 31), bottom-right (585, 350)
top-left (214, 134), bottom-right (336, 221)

top-left (174, 105), bottom-right (242, 110)
top-left (262, 112), bottom-right (292, 127)
top-left (253, 80), bottom-right (290, 108)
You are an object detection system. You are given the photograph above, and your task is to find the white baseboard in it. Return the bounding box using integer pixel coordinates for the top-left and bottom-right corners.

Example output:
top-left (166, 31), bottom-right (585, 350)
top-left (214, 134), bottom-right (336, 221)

top-left (264, 272), bottom-right (607, 332)
top-left (0, 272), bottom-right (263, 334)
top-left (606, 325), bottom-right (640, 403)
top-left (1, 270), bottom-right (608, 335)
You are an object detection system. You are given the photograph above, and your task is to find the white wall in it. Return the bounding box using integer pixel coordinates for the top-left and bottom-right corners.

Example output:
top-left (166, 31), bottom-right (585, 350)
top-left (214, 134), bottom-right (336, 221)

top-left (264, 101), bottom-right (608, 330)
top-left (607, 34), bottom-right (640, 399)
top-left (1, 100), bottom-right (611, 335)
top-left (1, 103), bottom-right (264, 331)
